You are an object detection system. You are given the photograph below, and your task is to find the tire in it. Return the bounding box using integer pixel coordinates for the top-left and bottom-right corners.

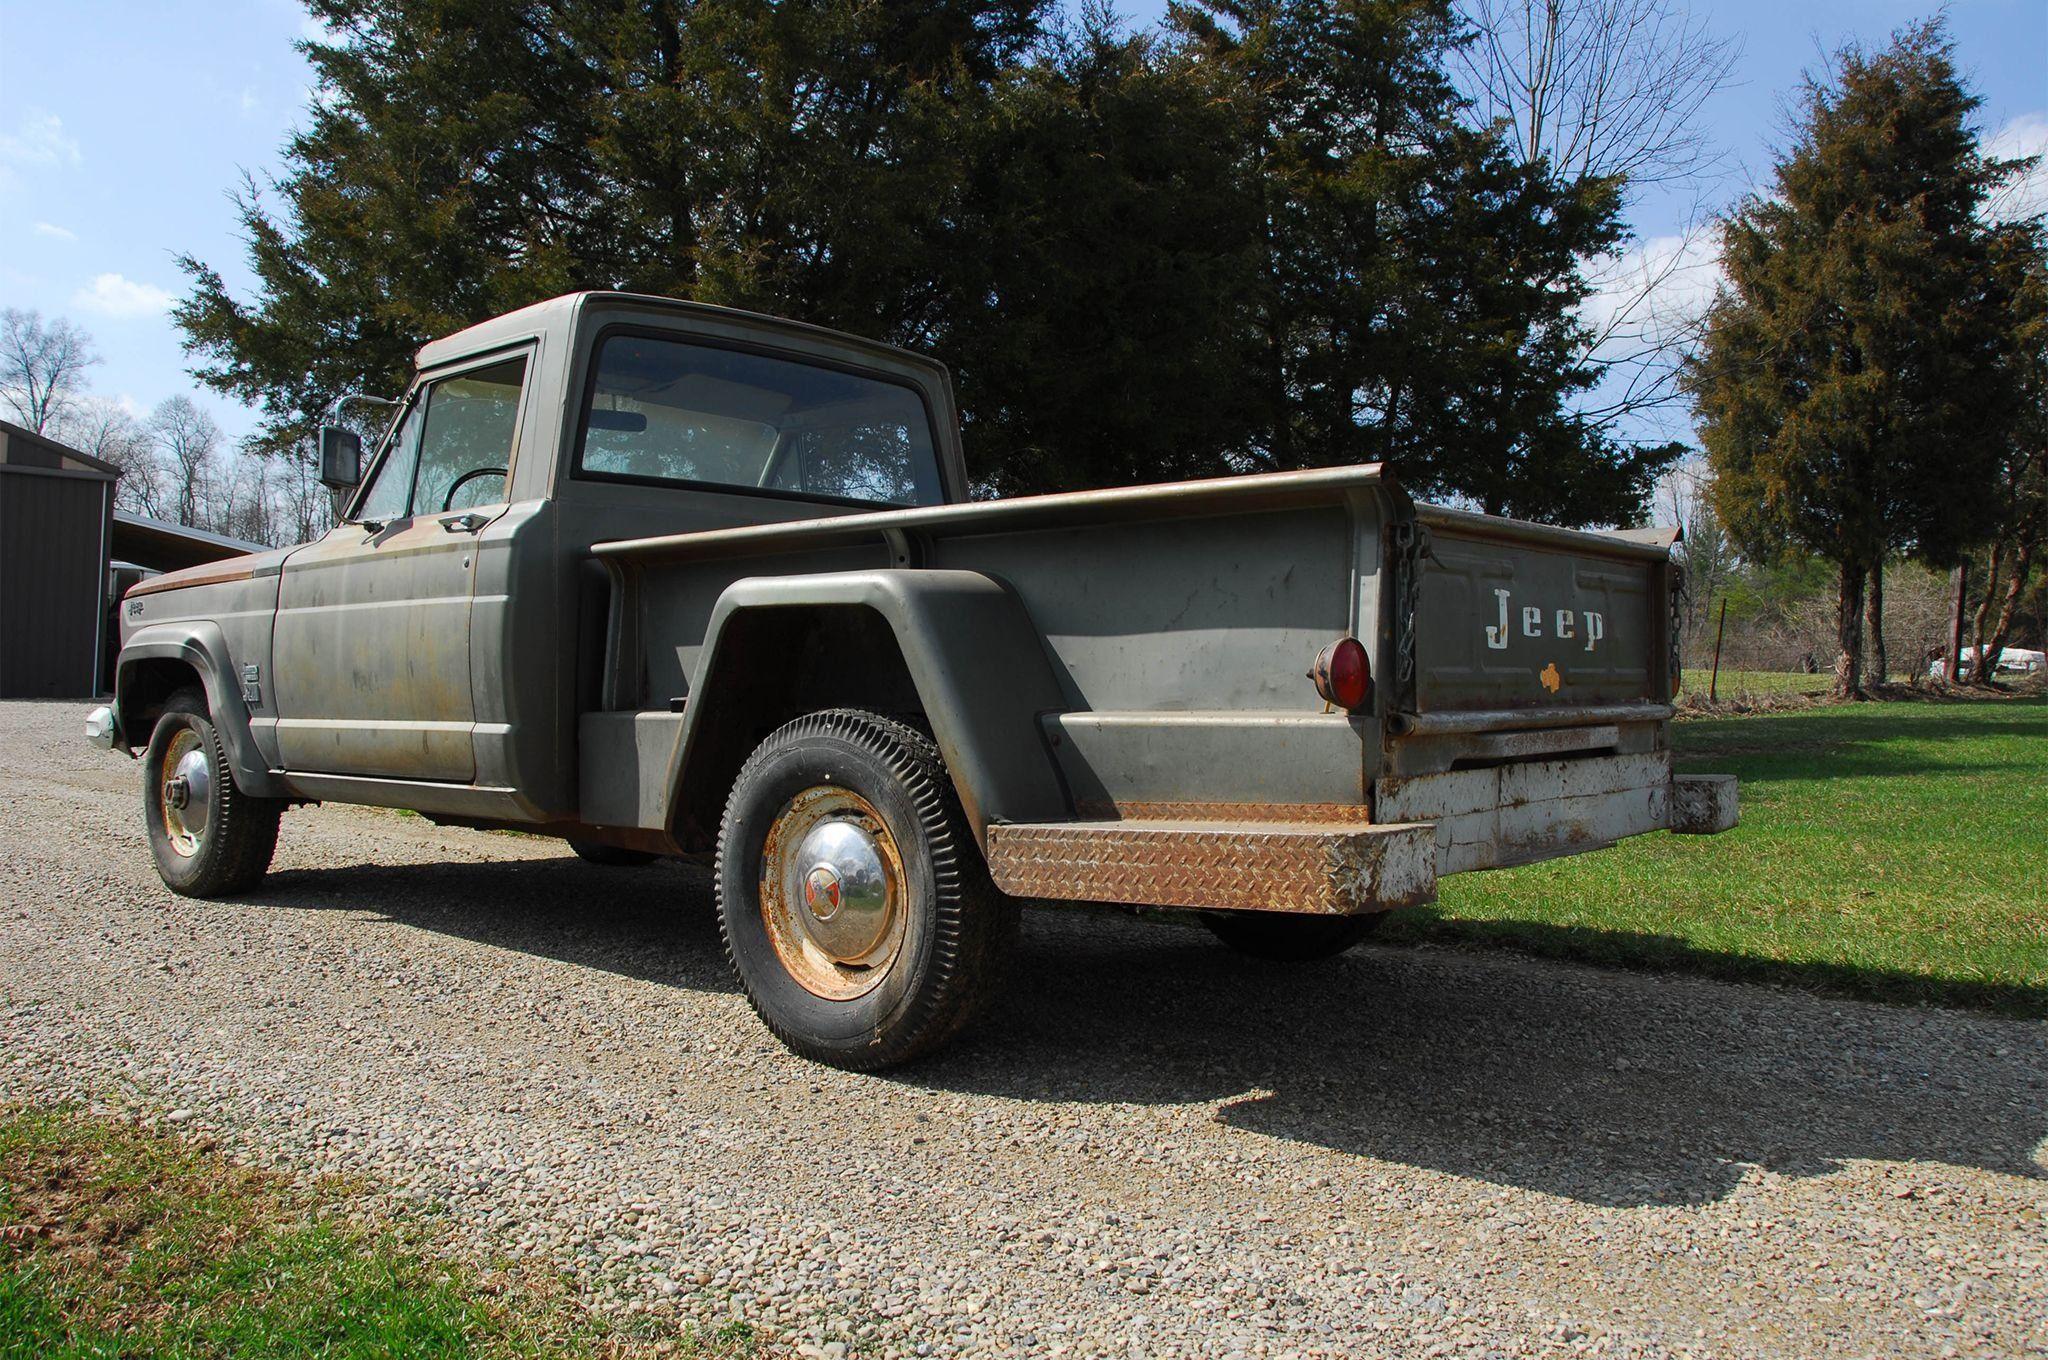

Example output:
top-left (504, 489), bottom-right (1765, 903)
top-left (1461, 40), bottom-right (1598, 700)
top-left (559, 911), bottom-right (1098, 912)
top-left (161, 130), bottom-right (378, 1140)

top-left (142, 687), bottom-right (282, 897)
top-left (1202, 910), bottom-right (1384, 962)
top-left (715, 709), bottom-right (1015, 1070)
top-left (567, 838), bottom-right (660, 867)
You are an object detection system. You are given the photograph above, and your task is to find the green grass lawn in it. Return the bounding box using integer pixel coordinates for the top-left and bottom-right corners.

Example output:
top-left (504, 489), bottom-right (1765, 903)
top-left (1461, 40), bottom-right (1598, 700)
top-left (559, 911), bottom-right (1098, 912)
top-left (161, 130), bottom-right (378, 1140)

top-left (1678, 667), bottom-right (1834, 699)
top-left (1378, 696), bottom-right (2048, 1015)
top-left (0, 1107), bottom-right (757, 1360)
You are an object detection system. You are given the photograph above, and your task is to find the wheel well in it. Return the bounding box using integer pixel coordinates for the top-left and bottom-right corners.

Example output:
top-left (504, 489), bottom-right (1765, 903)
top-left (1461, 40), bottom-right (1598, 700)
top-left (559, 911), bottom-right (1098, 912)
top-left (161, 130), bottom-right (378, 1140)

top-left (119, 658), bottom-right (204, 747)
top-left (673, 606), bottom-right (923, 849)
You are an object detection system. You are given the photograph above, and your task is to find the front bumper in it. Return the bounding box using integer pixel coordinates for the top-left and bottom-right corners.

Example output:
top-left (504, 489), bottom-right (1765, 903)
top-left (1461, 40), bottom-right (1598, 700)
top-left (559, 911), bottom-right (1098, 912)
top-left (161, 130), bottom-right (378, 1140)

top-left (84, 705), bottom-right (120, 750)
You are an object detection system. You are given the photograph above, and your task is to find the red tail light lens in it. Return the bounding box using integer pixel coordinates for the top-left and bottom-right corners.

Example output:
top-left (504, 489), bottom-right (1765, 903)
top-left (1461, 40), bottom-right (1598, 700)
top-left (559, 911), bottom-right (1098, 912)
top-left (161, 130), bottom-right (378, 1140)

top-left (1309, 637), bottom-right (1371, 711)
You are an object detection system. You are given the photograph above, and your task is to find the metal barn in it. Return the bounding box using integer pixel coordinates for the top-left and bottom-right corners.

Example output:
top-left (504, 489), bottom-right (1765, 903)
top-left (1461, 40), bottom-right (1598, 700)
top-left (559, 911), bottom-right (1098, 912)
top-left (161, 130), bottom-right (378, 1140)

top-left (0, 419), bottom-right (117, 699)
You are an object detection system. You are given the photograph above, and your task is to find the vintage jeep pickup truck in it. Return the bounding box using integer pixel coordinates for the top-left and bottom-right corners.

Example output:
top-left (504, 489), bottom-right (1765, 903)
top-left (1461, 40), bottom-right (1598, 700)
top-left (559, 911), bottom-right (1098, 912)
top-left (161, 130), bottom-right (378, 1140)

top-left (89, 291), bottom-right (1736, 1068)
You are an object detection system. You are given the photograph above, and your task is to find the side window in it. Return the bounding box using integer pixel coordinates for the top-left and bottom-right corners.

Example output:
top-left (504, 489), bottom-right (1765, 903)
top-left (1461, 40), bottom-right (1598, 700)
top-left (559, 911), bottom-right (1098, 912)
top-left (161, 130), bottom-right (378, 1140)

top-left (354, 400), bottom-right (423, 523)
top-left (413, 357), bottom-right (527, 514)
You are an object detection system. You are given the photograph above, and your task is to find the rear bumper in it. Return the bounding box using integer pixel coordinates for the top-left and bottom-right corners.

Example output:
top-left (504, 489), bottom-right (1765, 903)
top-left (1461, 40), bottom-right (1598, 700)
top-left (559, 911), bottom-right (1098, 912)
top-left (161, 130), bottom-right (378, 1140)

top-left (983, 761), bottom-right (1736, 916)
top-left (1377, 753), bottom-right (1735, 875)
top-left (1669, 773), bottom-right (1739, 835)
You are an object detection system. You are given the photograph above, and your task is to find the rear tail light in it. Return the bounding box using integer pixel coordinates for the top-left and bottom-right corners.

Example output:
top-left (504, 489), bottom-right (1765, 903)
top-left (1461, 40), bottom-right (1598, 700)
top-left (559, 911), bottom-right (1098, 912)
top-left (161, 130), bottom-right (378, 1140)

top-left (1309, 637), bottom-right (1371, 712)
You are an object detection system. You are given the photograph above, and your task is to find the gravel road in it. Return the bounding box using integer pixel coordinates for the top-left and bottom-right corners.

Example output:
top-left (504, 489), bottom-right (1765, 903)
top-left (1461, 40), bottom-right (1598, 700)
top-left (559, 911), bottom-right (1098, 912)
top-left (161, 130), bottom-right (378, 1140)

top-left (3, 698), bottom-right (2043, 1359)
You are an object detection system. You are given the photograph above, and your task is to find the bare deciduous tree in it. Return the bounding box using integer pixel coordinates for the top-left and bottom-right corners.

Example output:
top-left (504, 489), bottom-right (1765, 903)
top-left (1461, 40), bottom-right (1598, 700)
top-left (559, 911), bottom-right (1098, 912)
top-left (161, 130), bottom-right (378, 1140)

top-left (147, 395), bottom-right (223, 529)
top-left (1455, 0), bottom-right (1737, 188)
top-left (1454, 0), bottom-right (1739, 435)
top-left (1, 308), bottom-right (100, 434)
top-left (55, 398), bottom-right (165, 517)
top-left (1661, 457), bottom-right (1734, 647)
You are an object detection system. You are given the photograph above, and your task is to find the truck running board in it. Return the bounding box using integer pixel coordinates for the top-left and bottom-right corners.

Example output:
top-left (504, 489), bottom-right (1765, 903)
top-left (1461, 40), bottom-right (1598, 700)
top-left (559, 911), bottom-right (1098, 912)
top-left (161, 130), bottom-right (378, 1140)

top-left (983, 819), bottom-right (1438, 916)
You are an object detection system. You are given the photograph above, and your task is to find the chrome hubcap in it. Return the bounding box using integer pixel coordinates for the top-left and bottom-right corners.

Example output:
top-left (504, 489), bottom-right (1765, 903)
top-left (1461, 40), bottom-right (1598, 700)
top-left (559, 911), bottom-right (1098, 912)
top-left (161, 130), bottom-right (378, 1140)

top-left (761, 787), bottom-right (906, 1000)
top-left (159, 732), bottom-right (212, 856)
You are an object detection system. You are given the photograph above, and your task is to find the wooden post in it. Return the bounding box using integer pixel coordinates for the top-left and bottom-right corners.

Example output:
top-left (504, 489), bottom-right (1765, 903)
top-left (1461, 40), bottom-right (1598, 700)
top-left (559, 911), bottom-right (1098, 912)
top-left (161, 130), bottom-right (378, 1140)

top-left (1945, 562), bottom-right (1968, 684)
top-left (1709, 598), bottom-right (1727, 703)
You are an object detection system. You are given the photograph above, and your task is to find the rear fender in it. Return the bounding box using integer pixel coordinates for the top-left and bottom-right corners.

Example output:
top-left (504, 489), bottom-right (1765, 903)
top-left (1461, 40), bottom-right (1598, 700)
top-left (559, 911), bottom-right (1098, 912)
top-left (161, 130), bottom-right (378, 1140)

top-left (116, 623), bottom-right (283, 797)
top-left (667, 570), bottom-right (1069, 848)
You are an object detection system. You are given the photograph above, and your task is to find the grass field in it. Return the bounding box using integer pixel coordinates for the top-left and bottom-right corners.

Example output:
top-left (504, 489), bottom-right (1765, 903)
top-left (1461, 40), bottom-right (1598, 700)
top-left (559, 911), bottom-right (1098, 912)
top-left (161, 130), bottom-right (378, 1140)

top-left (1678, 667), bottom-right (1834, 699)
top-left (1379, 695), bottom-right (2048, 1015)
top-left (0, 1107), bottom-right (755, 1360)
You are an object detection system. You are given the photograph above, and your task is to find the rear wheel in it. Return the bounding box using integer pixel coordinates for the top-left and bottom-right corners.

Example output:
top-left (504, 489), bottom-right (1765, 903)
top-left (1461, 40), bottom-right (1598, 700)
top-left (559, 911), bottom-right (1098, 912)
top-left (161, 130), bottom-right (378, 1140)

top-left (566, 838), bottom-right (659, 867)
top-left (142, 688), bottom-right (282, 897)
top-left (1202, 911), bottom-right (1384, 962)
top-left (716, 709), bottom-right (1015, 1070)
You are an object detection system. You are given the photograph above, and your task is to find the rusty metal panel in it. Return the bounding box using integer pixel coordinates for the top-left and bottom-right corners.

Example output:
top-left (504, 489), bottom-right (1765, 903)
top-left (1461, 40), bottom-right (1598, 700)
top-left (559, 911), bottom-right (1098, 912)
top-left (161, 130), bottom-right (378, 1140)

top-left (1072, 800), bottom-right (1376, 823)
top-left (985, 818), bottom-right (1437, 915)
top-left (1377, 751), bottom-right (1673, 875)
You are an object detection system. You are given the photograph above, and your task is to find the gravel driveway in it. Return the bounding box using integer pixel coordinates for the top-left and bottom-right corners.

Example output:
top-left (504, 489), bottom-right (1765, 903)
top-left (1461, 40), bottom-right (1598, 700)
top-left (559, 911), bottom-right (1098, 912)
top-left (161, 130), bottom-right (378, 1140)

top-left (3, 698), bottom-right (2043, 1358)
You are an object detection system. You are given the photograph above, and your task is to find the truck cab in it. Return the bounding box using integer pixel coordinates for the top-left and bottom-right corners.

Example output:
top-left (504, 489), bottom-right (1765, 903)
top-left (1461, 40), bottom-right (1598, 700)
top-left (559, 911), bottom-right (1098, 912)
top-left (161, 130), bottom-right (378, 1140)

top-left (95, 291), bottom-right (1735, 1069)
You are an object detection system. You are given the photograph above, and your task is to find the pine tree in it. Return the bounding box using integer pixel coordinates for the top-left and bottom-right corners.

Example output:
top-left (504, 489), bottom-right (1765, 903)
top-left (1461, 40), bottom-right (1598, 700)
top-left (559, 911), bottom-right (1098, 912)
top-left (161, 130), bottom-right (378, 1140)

top-left (177, 0), bottom-right (1673, 522)
top-left (1690, 20), bottom-right (2032, 697)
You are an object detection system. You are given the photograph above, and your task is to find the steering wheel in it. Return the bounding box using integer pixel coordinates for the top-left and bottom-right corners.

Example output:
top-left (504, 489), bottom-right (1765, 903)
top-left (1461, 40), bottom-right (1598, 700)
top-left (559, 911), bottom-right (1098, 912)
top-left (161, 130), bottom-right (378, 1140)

top-left (441, 466), bottom-right (508, 512)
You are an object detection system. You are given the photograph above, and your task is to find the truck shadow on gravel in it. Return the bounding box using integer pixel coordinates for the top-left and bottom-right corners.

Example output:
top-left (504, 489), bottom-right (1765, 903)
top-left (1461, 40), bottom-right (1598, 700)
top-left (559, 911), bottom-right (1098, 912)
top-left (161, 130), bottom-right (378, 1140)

top-left (255, 857), bottom-right (741, 995)
top-left (247, 857), bottom-right (2046, 1211)
top-left (919, 911), bottom-right (2048, 1209)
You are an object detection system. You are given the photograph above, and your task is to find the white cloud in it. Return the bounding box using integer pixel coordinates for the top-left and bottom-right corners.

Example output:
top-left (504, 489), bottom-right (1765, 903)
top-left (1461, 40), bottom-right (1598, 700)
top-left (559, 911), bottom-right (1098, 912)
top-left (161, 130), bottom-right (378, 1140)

top-left (1985, 112), bottom-right (2048, 224)
top-left (0, 111), bottom-right (82, 169)
top-left (0, 111), bottom-right (82, 193)
top-left (73, 272), bottom-right (176, 319)
top-left (1577, 227), bottom-right (1727, 363)
top-left (33, 221), bottom-right (77, 241)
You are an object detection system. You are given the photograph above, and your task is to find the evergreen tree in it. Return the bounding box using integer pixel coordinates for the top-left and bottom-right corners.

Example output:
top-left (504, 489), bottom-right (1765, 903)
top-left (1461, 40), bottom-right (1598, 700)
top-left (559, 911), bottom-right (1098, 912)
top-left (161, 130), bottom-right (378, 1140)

top-left (1690, 20), bottom-right (2033, 697)
top-left (178, 0), bottom-right (1673, 522)
top-left (1166, 0), bottom-right (1674, 520)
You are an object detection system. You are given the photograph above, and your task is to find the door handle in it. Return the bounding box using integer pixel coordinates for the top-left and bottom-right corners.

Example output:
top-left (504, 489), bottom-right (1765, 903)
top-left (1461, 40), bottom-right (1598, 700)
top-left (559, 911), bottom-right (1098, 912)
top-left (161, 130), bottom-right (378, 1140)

top-left (439, 513), bottom-right (488, 534)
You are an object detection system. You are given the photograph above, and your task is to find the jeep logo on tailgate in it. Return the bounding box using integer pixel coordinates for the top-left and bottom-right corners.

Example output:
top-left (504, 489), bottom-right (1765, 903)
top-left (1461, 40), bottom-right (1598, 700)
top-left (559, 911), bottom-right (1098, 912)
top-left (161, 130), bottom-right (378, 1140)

top-left (1485, 588), bottom-right (1605, 652)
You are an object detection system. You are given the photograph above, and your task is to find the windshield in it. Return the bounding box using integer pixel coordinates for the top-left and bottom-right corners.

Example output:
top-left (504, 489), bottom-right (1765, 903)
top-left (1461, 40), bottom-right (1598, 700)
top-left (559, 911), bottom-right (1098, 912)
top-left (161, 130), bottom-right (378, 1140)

top-left (575, 334), bottom-right (944, 507)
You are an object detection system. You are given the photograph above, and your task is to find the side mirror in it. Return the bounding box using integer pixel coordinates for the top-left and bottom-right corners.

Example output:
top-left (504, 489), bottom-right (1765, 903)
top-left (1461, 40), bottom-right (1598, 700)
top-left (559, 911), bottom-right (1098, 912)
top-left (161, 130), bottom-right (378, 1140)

top-left (318, 426), bottom-right (362, 490)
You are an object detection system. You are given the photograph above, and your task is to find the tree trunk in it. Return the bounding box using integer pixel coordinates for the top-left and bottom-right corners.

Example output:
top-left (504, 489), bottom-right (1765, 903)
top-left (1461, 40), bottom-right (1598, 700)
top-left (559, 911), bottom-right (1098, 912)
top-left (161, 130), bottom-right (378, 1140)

top-left (1945, 562), bottom-right (1968, 684)
top-left (1970, 541), bottom-right (2006, 687)
top-left (1864, 557), bottom-right (1886, 686)
top-left (1982, 538), bottom-right (2036, 678)
top-left (1834, 559), bottom-right (1866, 699)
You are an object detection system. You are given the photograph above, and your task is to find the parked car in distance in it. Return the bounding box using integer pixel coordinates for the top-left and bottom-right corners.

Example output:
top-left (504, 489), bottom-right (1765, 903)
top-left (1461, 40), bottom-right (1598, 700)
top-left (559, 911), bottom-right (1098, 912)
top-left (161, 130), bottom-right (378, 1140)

top-left (89, 292), bottom-right (1737, 1069)
top-left (1928, 646), bottom-right (2045, 681)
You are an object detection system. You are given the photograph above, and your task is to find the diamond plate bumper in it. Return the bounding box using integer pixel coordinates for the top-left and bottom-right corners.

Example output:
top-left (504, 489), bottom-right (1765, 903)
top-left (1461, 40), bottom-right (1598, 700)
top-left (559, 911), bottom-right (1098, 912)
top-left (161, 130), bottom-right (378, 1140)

top-left (984, 819), bottom-right (1438, 915)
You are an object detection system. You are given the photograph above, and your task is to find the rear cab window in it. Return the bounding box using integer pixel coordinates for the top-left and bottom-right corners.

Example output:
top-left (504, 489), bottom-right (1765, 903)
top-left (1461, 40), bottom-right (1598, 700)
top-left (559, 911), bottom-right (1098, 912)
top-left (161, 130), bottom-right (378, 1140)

top-left (574, 334), bottom-right (944, 508)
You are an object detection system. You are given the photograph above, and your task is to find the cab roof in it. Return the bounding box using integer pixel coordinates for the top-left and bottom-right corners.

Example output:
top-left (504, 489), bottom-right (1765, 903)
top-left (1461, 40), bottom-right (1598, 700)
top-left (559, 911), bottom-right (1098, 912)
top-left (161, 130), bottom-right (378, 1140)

top-left (413, 291), bottom-right (949, 385)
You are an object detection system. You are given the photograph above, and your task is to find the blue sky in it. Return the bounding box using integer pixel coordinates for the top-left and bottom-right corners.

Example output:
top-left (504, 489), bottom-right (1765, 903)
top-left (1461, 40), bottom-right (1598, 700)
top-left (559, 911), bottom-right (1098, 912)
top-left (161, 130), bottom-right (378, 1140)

top-left (1, 0), bottom-right (2043, 445)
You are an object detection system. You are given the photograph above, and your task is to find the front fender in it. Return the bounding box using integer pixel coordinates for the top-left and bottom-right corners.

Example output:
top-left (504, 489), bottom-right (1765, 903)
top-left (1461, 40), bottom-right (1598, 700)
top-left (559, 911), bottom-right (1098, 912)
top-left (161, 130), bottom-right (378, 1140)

top-left (116, 623), bottom-right (283, 798)
top-left (670, 570), bottom-right (1070, 842)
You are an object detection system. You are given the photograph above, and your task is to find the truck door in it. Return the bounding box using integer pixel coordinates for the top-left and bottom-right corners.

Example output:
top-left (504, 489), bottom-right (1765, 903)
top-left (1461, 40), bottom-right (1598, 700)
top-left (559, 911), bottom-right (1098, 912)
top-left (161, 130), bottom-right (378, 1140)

top-left (271, 353), bottom-right (529, 782)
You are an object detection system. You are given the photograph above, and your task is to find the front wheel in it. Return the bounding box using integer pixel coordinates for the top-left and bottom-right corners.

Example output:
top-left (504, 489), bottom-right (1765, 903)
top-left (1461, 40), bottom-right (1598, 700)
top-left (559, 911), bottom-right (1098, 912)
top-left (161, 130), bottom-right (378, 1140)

top-left (142, 688), bottom-right (282, 897)
top-left (715, 709), bottom-right (1015, 1070)
top-left (1202, 910), bottom-right (1384, 962)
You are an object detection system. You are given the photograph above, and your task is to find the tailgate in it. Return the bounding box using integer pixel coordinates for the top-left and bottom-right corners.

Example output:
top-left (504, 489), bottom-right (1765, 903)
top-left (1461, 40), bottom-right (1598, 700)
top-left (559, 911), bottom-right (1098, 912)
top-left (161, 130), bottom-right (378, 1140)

top-left (1404, 505), bottom-right (1675, 718)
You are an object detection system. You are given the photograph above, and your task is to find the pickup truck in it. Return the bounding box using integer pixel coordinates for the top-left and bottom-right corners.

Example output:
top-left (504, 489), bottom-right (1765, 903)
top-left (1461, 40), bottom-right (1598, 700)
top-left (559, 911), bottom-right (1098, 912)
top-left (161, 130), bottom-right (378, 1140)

top-left (89, 291), bottom-right (1737, 1069)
